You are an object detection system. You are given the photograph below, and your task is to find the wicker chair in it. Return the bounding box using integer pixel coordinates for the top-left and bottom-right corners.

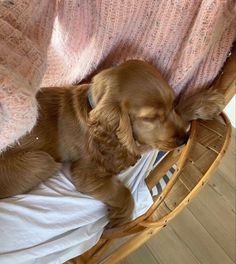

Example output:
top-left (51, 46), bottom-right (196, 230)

top-left (71, 45), bottom-right (235, 264)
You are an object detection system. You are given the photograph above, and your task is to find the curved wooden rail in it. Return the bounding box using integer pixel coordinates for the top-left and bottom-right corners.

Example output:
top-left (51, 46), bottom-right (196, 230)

top-left (140, 113), bottom-right (232, 228)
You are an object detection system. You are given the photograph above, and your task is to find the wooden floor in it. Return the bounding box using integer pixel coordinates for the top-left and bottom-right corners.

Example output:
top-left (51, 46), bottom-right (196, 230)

top-left (120, 128), bottom-right (235, 264)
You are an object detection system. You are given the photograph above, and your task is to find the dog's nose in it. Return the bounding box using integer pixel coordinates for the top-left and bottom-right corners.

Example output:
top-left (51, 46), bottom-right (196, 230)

top-left (176, 134), bottom-right (189, 146)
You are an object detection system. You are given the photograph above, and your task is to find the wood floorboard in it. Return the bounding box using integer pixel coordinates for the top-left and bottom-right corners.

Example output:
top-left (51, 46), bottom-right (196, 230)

top-left (119, 244), bottom-right (159, 264)
top-left (145, 225), bottom-right (200, 264)
top-left (187, 184), bottom-right (236, 261)
top-left (157, 208), bottom-right (234, 264)
top-left (207, 170), bottom-right (235, 212)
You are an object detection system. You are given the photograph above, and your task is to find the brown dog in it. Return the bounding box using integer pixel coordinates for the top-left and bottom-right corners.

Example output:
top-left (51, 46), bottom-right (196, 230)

top-left (0, 60), bottom-right (224, 226)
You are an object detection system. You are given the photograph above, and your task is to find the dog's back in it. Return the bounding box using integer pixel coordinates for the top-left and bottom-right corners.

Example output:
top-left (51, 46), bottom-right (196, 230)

top-left (0, 86), bottom-right (87, 198)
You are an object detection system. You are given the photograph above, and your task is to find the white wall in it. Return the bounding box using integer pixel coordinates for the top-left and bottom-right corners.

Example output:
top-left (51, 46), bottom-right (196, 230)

top-left (224, 95), bottom-right (235, 127)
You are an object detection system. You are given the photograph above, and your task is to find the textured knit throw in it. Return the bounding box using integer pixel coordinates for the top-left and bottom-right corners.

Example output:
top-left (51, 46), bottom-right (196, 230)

top-left (0, 0), bottom-right (235, 151)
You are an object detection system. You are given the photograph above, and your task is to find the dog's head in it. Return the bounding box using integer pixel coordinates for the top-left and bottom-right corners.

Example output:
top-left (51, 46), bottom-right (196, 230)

top-left (88, 60), bottom-right (187, 153)
top-left (88, 60), bottom-right (224, 154)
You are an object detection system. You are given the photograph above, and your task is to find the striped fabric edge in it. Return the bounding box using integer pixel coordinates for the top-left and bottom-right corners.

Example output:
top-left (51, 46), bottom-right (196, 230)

top-left (150, 151), bottom-right (176, 197)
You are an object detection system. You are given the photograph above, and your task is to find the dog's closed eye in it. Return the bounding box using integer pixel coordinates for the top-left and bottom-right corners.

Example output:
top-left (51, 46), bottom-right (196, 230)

top-left (136, 107), bottom-right (165, 122)
top-left (141, 116), bottom-right (158, 122)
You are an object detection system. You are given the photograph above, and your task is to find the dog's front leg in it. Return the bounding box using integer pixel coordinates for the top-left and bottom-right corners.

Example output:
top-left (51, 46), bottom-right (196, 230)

top-left (71, 160), bottom-right (134, 227)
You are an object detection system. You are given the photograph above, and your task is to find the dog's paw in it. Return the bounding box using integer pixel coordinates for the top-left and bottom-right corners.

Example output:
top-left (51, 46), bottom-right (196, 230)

top-left (106, 186), bottom-right (134, 228)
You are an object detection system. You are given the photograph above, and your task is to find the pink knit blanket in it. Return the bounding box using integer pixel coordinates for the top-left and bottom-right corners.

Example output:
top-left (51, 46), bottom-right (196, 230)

top-left (0, 0), bottom-right (235, 151)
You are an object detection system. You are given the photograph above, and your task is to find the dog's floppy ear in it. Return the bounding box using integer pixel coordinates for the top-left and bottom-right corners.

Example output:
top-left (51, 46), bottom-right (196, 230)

top-left (88, 67), bottom-right (140, 157)
top-left (175, 89), bottom-right (225, 122)
top-left (116, 101), bottom-right (140, 155)
top-left (88, 95), bottom-right (139, 156)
